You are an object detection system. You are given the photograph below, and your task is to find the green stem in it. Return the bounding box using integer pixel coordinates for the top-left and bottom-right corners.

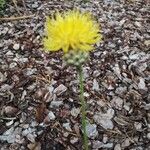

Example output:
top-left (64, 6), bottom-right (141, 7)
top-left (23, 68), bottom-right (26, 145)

top-left (77, 65), bottom-right (89, 150)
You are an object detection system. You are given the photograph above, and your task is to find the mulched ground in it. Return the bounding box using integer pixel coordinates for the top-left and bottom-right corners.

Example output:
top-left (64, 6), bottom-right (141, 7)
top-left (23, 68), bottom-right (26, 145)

top-left (0, 0), bottom-right (150, 149)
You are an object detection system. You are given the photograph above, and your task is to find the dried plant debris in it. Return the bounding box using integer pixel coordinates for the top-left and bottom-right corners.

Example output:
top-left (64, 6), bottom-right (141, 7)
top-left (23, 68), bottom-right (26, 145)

top-left (0, 0), bottom-right (150, 149)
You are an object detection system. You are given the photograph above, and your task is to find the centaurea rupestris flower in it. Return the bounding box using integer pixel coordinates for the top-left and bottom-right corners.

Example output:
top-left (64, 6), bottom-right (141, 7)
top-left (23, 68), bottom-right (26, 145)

top-left (43, 10), bottom-right (102, 150)
top-left (43, 10), bottom-right (101, 54)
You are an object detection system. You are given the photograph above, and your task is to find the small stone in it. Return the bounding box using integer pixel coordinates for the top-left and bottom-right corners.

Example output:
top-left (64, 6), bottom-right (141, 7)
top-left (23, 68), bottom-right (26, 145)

top-left (47, 111), bottom-right (56, 120)
top-left (123, 103), bottom-right (131, 111)
top-left (0, 84), bottom-right (13, 92)
top-left (121, 138), bottom-right (130, 148)
top-left (103, 143), bottom-right (113, 148)
top-left (86, 124), bottom-right (98, 139)
top-left (92, 79), bottom-right (99, 91)
top-left (4, 106), bottom-right (18, 116)
top-left (70, 108), bottom-right (80, 118)
top-left (94, 109), bottom-right (114, 129)
top-left (6, 134), bottom-right (16, 143)
top-left (15, 134), bottom-right (24, 144)
top-left (115, 86), bottom-right (127, 96)
top-left (9, 62), bottom-right (17, 68)
top-left (23, 68), bottom-right (37, 76)
top-left (63, 123), bottom-right (72, 132)
top-left (98, 119), bottom-right (113, 129)
top-left (134, 122), bottom-right (142, 131)
top-left (92, 141), bottom-right (104, 149)
top-left (6, 120), bottom-right (14, 126)
top-left (111, 96), bottom-right (123, 110)
top-left (22, 124), bottom-right (29, 129)
top-left (6, 51), bottom-right (14, 56)
top-left (138, 78), bottom-right (147, 91)
top-left (50, 100), bottom-right (63, 108)
top-left (0, 72), bottom-right (7, 82)
top-left (83, 92), bottom-right (90, 97)
top-left (13, 43), bottom-right (20, 50)
top-left (27, 133), bottom-right (36, 143)
top-left (32, 2), bottom-right (38, 8)
top-left (30, 121), bottom-right (38, 127)
top-left (3, 127), bottom-right (14, 135)
top-left (129, 54), bottom-right (139, 60)
top-left (113, 64), bottom-right (121, 79)
top-left (134, 21), bottom-right (141, 27)
top-left (144, 40), bottom-right (150, 46)
top-left (147, 133), bottom-right (150, 140)
top-left (22, 129), bottom-right (30, 136)
top-left (54, 84), bottom-right (67, 95)
top-left (70, 137), bottom-right (78, 144)
top-left (27, 142), bottom-right (41, 150)
top-left (63, 132), bottom-right (69, 137)
top-left (93, 70), bottom-right (100, 77)
top-left (119, 19), bottom-right (126, 26)
top-left (102, 134), bottom-right (108, 143)
top-left (114, 144), bottom-right (121, 150)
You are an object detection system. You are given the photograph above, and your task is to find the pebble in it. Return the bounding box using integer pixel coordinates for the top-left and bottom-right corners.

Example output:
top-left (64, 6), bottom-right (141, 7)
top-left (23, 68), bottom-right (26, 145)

top-left (144, 40), bottom-right (150, 46)
top-left (3, 127), bottom-right (14, 136)
top-left (63, 132), bottom-right (69, 137)
top-left (93, 70), bottom-right (100, 77)
top-left (86, 123), bottom-right (98, 139)
top-left (4, 106), bottom-right (18, 116)
top-left (123, 103), bottom-right (131, 111)
top-left (23, 68), bottom-right (37, 76)
top-left (54, 84), bottom-right (67, 95)
top-left (102, 134), bottom-right (108, 143)
top-left (111, 96), bottom-right (123, 110)
top-left (0, 72), bottom-right (7, 82)
top-left (32, 2), bottom-right (39, 8)
top-left (92, 79), bottom-right (99, 91)
top-left (15, 135), bottom-right (24, 144)
top-left (115, 86), bottom-right (127, 97)
top-left (138, 78), bottom-right (147, 91)
top-left (0, 84), bottom-right (13, 92)
top-left (13, 43), bottom-right (20, 50)
top-left (147, 133), bottom-right (150, 140)
top-left (6, 120), bottom-right (14, 126)
top-left (94, 109), bottom-right (114, 129)
top-left (9, 62), bottom-right (17, 68)
top-left (92, 141), bottom-right (113, 149)
top-left (134, 122), bottom-right (142, 131)
top-left (50, 100), bottom-right (63, 108)
top-left (113, 64), bottom-right (121, 79)
top-left (121, 138), bottom-right (130, 148)
top-left (103, 143), bottom-right (113, 148)
top-left (129, 54), bottom-right (140, 60)
top-left (70, 108), bottom-right (80, 118)
top-left (92, 141), bottom-right (103, 149)
top-left (6, 51), bottom-right (14, 56)
top-left (70, 137), bottom-right (78, 144)
top-left (114, 144), bottom-right (121, 150)
top-left (27, 133), bottom-right (36, 143)
top-left (47, 111), bottom-right (56, 120)
top-left (63, 123), bottom-right (72, 132)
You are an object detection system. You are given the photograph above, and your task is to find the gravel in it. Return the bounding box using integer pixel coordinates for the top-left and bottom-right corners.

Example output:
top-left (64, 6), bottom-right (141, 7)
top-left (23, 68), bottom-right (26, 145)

top-left (0, 0), bottom-right (149, 149)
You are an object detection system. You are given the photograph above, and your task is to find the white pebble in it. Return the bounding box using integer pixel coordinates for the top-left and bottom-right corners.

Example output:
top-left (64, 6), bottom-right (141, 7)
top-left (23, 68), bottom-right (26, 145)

top-left (13, 43), bottom-right (20, 50)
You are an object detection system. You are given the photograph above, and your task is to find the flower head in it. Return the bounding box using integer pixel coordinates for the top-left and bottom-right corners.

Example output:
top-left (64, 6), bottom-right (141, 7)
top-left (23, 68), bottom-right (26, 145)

top-left (43, 10), bottom-right (102, 53)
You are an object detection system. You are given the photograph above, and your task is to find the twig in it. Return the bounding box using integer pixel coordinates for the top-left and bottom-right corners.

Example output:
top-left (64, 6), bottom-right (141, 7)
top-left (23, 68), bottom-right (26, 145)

top-left (22, 0), bottom-right (27, 12)
top-left (0, 15), bottom-right (35, 21)
top-left (12, 0), bottom-right (21, 15)
top-left (0, 117), bottom-right (16, 120)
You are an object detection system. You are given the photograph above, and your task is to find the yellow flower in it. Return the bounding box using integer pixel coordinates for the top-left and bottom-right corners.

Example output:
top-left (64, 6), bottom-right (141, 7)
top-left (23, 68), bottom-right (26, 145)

top-left (43, 10), bottom-right (102, 53)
